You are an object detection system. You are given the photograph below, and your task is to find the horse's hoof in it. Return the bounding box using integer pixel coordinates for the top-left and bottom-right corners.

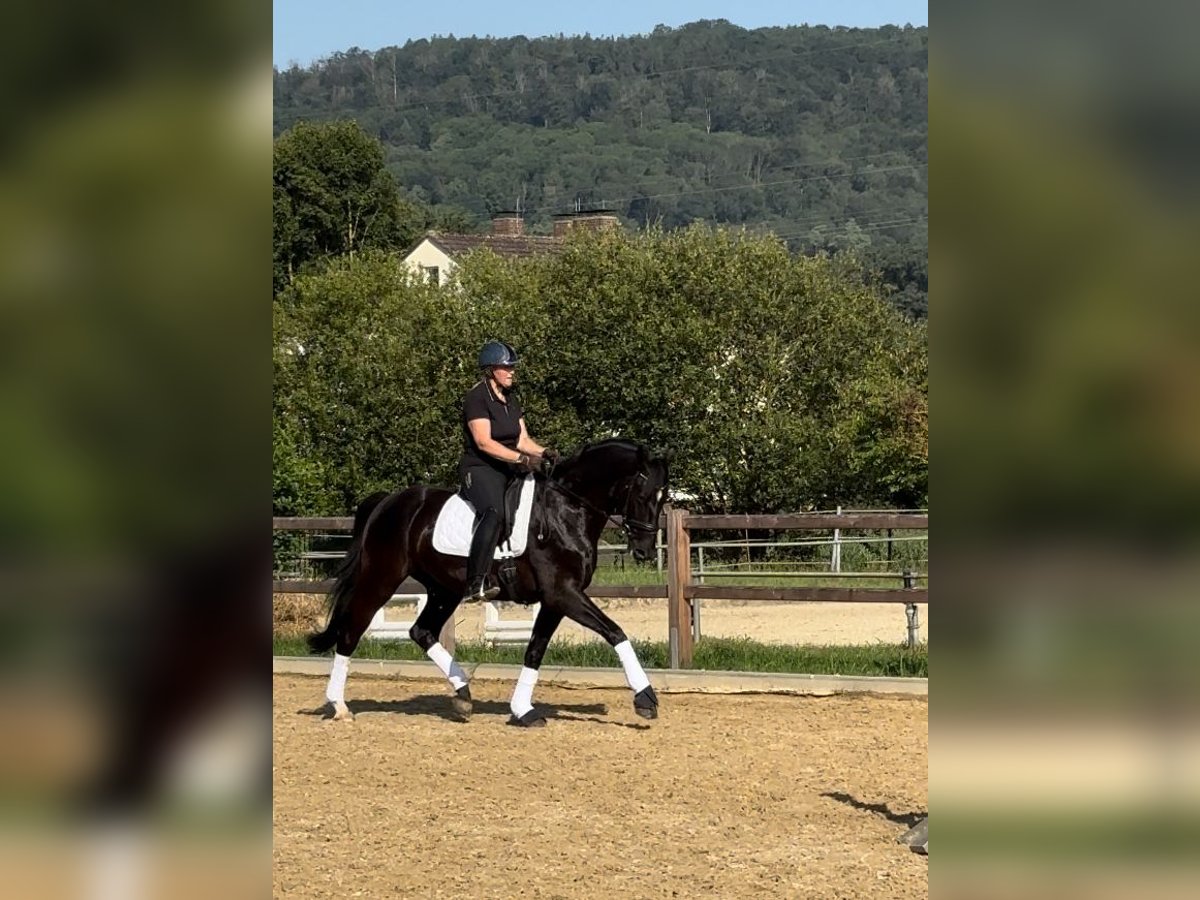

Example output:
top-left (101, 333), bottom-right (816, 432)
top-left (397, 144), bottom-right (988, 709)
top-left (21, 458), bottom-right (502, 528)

top-left (509, 709), bottom-right (547, 728)
top-left (329, 701), bottom-right (355, 722)
top-left (633, 686), bottom-right (658, 720)
top-left (451, 685), bottom-right (473, 719)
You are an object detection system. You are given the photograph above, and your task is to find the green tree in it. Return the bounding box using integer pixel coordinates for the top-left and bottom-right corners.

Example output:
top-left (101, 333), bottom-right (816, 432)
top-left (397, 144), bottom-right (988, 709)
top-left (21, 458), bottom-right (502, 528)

top-left (273, 251), bottom-right (474, 510)
top-left (273, 120), bottom-right (424, 291)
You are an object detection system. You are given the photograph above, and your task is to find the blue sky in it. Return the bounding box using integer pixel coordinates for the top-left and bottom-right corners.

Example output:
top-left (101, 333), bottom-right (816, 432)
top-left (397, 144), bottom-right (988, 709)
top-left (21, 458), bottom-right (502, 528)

top-left (274, 1), bottom-right (927, 68)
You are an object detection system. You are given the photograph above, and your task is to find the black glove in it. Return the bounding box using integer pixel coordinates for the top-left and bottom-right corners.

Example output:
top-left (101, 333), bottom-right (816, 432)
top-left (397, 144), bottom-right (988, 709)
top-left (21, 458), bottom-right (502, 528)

top-left (513, 452), bottom-right (540, 474)
top-left (541, 448), bottom-right (560, 464)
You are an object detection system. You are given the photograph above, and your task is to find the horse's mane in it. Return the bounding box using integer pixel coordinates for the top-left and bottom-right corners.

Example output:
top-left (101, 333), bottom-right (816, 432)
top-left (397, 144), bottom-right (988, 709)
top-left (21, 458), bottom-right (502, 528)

top-left (563, 438), bottom-right (644, 465)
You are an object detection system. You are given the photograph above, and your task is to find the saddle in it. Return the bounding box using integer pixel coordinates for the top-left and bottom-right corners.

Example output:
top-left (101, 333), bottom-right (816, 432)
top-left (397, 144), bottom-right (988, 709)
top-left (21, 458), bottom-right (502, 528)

top-left (431, 475), bottom-right (537, 559)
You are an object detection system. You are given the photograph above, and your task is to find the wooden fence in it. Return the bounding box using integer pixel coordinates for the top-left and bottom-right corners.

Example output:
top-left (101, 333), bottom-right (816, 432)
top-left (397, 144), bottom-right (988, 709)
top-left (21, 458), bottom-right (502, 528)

top-left (663, 509), bottom-right (927, 667)
top-left (273, 506), bottom-right (928, 666)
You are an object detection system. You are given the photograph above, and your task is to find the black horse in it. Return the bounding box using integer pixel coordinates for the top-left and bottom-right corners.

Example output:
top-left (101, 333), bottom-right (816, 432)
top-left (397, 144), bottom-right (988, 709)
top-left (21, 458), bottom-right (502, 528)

top-left (307, 438), bottom-right (670, 726)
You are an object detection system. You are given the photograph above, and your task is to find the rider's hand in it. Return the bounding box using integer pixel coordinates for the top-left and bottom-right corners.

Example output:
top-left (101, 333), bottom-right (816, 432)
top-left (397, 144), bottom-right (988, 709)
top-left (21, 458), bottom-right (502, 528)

top-left (513, 452), bottom-right (540, 474)
top-left (541, 448), bottom-right (560, 464)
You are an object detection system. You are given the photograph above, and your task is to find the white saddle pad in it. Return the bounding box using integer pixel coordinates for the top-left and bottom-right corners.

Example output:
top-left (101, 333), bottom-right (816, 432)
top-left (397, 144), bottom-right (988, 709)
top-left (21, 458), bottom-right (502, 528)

top-left (432, 475), bottom-right (537, 558)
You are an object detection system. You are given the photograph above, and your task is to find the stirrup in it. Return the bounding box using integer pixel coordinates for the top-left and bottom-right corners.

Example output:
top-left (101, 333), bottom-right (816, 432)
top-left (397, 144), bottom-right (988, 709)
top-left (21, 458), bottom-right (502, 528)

top-left (464, 579), bottom-right (501, 603)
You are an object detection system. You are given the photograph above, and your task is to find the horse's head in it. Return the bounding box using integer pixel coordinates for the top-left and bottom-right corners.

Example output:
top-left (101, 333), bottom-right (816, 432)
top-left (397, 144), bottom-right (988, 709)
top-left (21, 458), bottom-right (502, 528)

top-left (555, 439), bottom-right (672, 562)
top-left (614, 444), bottom-right (672, 563)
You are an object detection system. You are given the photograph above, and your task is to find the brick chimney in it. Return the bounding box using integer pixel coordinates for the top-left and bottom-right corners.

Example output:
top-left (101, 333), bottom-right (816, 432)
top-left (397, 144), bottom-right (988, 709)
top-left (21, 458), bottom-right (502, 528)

top-left (490, 212), bottom-right (524, 237)
top-left (552, 211), bottom-right (620, 237)
top-left (574, 212), bottom-right (620, 231)
top-left (551, 213), bottom-right (575, 238)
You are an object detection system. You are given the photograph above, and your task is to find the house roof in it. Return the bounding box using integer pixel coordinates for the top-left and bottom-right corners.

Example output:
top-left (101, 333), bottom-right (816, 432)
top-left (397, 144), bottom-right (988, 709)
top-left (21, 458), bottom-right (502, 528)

top-left (421, 232), bottom-right (564, 260)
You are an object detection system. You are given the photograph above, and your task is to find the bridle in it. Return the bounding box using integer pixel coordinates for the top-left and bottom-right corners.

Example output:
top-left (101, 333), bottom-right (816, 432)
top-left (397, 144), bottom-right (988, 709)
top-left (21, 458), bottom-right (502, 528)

top-left (616, 470), bottom-right (660, 537)
top-left (546, 468), bottom-right (659, 540)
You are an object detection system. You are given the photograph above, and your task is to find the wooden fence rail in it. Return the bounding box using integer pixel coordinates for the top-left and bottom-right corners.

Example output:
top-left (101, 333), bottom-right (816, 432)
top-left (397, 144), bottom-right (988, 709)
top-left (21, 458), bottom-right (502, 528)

top-left (665, 506), bottom-right (928, 666)
top-left (272, 515), bottom-right (661, 532)
top-left (273, 505), bottom-right (928, 667)
top-left (685, 513), bottom-right (928, 530)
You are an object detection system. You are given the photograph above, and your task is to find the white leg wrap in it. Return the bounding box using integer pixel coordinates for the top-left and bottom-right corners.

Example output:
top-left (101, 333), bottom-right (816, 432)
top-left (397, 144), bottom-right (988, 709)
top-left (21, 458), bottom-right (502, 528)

top-left (86, 819), bottom-right (146, 900)
top-left (426, 642), bottom-right (469, 691)
top-left (326, 653), bottom-right (350, 704)
top-left (510, 666), bottom-right (539, 719)
top-left (615, 640), bottom-right (651, 693)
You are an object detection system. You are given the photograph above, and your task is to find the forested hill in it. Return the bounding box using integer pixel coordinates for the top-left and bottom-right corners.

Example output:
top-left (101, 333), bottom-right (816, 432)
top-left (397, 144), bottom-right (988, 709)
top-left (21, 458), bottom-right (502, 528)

top-left (274, 19), bottom-right (927, 314)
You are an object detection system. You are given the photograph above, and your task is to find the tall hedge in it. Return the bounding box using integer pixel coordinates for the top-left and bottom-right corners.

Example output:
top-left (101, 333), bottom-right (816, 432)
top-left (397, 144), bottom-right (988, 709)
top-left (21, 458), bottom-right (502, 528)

top-left (273, 227), bottom-right (926, 514)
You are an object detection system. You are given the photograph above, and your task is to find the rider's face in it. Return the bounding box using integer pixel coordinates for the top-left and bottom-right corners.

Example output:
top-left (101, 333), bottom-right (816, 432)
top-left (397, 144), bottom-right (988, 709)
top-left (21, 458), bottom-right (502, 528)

top-left (490, 365), bottom-right (515, 389)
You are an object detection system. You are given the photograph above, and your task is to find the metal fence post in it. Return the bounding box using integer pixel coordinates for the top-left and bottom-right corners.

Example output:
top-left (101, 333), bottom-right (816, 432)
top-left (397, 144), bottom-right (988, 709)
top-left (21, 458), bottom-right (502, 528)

top-left (903, 568), bottom-right (919, 648)
top-left (832, 504), bottom-right (842, 573)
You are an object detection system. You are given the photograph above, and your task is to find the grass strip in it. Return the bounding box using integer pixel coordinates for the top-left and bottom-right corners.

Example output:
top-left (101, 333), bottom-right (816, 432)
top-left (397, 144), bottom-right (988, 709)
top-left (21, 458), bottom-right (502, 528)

top-left (273, 634), bottom-right (927, 678)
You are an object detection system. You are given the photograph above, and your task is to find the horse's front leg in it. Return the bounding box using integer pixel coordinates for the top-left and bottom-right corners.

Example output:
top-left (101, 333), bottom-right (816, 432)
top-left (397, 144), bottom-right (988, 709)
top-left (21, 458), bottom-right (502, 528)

top-left (508, 604), bottom-right (564, 727)
top-left (408, 589), bottom-right (472, 719)
top-left (560, 589), bottom-right (658, 720)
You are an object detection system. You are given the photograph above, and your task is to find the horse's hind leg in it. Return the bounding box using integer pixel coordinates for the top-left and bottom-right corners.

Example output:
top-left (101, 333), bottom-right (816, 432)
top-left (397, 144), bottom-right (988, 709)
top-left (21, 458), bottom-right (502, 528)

top-left (407, 590), bottom-right (470, 719)
top-left (560, 589), bottom-right (658, 720)
top-left (508, 605), bottom-right (564, 727)
top-left (325, 565), bottom-right (405, 721)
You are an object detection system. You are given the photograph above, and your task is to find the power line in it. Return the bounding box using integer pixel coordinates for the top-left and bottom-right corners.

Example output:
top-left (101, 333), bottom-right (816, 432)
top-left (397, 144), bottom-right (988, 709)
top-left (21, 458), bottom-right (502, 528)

top-left (523, 163), bottom-right (927, 214)
top-left (556, 149), bottom-right (923, 198)
top-left (778, 214), bottom-right (928, 235)
top-left (768, 203), bottom-right (927, 231)
top-left (624, 207), bottom-right (925, 240)
top-left (727, 214), bottom-right (926, 241)
top-left (393, 146), bottom-right (923, 211)
top-left (768, 215), bottom-right (928, 242)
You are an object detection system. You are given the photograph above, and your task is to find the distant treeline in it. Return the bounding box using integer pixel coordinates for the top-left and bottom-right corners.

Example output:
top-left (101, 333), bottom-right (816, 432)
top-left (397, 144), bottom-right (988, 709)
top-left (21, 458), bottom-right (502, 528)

top-left (274, 20), bottom-right (927, 318)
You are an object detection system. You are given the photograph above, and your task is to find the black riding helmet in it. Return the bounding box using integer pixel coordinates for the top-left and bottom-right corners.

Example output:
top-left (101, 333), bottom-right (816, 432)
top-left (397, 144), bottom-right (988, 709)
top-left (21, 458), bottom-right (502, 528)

top-left (477, 340), bottom-right (518, 369)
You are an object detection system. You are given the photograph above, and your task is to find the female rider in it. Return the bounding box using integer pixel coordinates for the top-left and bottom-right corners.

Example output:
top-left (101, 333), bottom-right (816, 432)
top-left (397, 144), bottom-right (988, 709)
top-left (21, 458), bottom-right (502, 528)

top-left (458, 340), bottom-right (558, 602)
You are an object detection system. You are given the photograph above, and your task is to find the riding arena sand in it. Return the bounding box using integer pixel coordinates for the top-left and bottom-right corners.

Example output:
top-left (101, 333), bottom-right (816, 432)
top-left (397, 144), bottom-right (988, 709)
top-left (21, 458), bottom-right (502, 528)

top-left (274, 592), bottom-right (927, 897)
top-left (273, 672), bottom-right (927, 899)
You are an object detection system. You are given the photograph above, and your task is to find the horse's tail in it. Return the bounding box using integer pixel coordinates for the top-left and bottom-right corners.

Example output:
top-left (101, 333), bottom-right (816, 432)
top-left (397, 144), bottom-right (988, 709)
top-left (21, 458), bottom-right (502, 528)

top-left (306, 490), bottom-right (389, 654)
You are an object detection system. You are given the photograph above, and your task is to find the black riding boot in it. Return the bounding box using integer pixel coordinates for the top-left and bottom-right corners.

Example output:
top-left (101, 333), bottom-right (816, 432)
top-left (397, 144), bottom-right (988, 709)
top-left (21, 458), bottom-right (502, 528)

top-left (464, 508), bottom-right (502, 602)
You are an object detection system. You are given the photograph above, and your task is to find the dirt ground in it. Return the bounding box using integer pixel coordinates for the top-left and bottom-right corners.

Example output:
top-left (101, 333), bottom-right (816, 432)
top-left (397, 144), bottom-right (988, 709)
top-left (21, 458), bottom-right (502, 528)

top-left (273, 674), bottom-right (927, 899)
top-left (276, 594), bottom-right (929, 646)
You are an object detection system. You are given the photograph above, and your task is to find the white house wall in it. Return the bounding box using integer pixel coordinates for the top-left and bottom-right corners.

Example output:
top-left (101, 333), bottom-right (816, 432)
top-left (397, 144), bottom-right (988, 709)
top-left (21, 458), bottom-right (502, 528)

top-left (402, 240), bottom-right (457, 286)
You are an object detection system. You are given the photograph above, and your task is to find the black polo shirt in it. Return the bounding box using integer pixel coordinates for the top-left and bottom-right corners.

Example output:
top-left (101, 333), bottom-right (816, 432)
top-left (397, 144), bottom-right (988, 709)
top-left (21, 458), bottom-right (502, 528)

top-left (461, 380), bottom-right (524, 470)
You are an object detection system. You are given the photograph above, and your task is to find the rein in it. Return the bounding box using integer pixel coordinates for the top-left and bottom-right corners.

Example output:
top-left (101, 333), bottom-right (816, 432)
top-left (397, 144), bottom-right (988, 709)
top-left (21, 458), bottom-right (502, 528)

top-left (544, 469), bottom-right (658, 537)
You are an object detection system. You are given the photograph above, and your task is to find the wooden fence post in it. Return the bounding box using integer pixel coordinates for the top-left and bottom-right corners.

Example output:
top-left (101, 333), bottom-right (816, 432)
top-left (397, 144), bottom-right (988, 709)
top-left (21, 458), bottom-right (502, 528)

top-left (667, 505), bottom-right (693, 668)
